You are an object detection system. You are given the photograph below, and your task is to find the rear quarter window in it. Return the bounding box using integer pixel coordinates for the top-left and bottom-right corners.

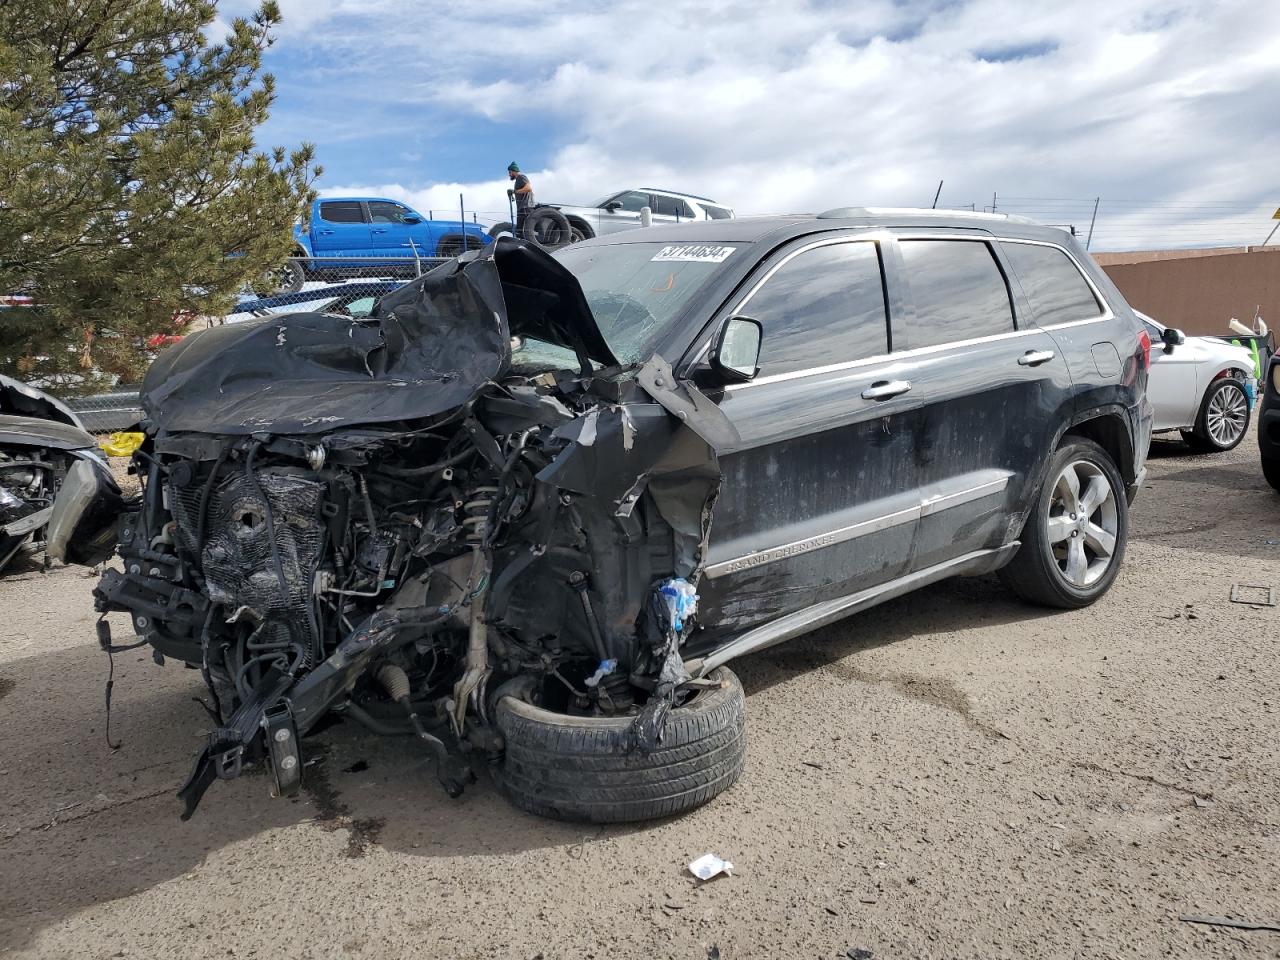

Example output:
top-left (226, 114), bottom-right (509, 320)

top-left (898, 239), bottom-right (1014, 348)
top-left (1001, 241), bottom-right (1103, 325)
top-left (651, 195), bottom-right (696, 218)
top-left (319, 201), bottom-right (366, 224)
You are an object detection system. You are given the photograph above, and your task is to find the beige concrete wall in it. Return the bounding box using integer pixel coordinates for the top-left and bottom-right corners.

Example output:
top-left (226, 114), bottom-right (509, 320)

top-left (1096, 246), bottom-right (1280, 336)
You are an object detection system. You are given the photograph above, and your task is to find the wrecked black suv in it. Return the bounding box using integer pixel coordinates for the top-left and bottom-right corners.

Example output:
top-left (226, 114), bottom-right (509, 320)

top-left (83, 209), bottom-right (1151, 822)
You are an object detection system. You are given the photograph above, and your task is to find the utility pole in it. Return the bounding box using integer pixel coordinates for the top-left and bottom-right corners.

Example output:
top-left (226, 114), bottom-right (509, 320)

top-left (1086, 197), bottom-right (1101, 249)
top-left (991, 192), bottom-right (997, 214)
top-left (1263, 207), bottom-right (1280, 247)
top-left (932, 180), bottom-right (944, 209)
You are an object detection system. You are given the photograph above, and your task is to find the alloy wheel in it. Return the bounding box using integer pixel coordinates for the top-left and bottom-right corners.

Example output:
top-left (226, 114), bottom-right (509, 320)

top-left (1045, 459), bottom-right (1119, 588)
top-left (1205, 382), bottom-right (1248, 447)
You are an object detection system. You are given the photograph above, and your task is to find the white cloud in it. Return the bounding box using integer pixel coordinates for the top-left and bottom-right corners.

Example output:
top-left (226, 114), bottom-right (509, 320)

top-left (271, 0), bottom-right (1280, 249)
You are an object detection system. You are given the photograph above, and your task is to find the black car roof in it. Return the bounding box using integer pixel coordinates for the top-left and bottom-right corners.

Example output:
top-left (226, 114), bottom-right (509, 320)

top-left (583, 210), bottom-right (1078, 247)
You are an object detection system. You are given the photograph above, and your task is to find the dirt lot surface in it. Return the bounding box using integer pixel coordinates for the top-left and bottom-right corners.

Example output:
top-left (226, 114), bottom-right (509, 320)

top-left (2, 432), bottom-right (1278, 960)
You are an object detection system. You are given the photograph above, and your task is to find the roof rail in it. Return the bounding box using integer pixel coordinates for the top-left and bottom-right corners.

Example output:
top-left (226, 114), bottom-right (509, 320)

top-left (816, 206), bottom-right (1036, 223)
top-left (639, 187), bottom-right (719, 203)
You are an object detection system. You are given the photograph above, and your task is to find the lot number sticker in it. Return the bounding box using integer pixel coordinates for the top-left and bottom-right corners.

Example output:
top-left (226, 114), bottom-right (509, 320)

top-left (651, 245), bottom-right (737, 263)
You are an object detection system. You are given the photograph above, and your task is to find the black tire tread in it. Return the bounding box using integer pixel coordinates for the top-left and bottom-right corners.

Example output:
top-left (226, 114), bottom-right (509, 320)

top-left (521, 207), bottom-right (572, 247)
top-left (496, 666), bottom-right (746, 823)
top-left (998, 436), bottom-right (1128, 610)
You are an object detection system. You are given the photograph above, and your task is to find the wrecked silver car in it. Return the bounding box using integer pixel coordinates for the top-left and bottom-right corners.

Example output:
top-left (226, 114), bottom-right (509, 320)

top-left (84, 212), bottom-right (1148, 822)
top-left (1, 375), bottom-right (122, 574)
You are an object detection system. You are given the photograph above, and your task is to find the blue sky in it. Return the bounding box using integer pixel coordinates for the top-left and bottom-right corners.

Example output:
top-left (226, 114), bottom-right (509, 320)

top-left (220, 0), bottom-right (1278, 249)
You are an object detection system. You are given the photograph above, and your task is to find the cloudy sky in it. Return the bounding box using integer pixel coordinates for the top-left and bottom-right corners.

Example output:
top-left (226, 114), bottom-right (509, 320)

top-left (223, 0), bottom-right (1277, 250)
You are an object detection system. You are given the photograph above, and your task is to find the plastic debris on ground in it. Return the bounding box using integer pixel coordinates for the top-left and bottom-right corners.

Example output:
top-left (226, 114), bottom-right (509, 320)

top-left (99, 431), bottom-right (145, 457)
top-left (688, 852), bottom-right (733, 881)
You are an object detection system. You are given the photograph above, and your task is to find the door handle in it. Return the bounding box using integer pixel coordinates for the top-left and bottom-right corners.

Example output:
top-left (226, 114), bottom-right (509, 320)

top-left (371, 228), bottom-right (388, 234)
top-left (316, 229), bottom-right (334, 235)
top-left (1018, 349), bottom-right (1056, 367)
top-left (861, 380), bottom-right (911, 401)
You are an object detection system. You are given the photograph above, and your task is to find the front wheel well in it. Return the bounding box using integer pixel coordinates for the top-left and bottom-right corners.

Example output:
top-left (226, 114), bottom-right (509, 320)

top-left (564, 215), bottom-right (594, 239)
top-left (435, 233), bottom-right (485, 257)
top-left (1063, 413), bottom-right (1135, 484)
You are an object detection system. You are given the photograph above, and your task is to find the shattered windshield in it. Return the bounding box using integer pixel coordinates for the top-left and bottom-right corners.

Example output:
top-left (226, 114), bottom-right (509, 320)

top-left (552, 241), bottom-right (741, 365)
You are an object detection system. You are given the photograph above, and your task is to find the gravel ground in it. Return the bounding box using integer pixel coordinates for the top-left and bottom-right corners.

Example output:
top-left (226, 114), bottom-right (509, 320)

top-left (1, 431), bottom-right (1278, 959)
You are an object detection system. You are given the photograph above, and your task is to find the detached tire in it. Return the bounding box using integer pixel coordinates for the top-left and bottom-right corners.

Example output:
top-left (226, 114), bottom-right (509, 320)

top-left (1181, 377), bottom-right (1250, 453)
top-left (522, 207), bottom-right (572, 247)
top-left (488, 222), bottom-right (515, 240)
top-left (495, 666), bottom-right (746, 823)
top-left (999, 437), bottom-right (1128, 609)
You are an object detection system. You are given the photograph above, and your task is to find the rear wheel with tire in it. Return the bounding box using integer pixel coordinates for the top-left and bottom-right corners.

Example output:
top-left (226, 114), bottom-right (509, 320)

top-left (1182, 377), bottom-right (1250, 452)
top-left (999, 437), bottom-right (1128, 609)
top-left (251, 257), bottom-right (305, 297)
top-left (495, 666), bottom-right (746, 823)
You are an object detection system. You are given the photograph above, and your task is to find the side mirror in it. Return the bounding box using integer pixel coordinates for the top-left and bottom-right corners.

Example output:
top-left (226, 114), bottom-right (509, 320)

top-left (401, 215), bottom-right (422, 224)
top-left (604, 200), bottom-right (623, 212)
top-left (1161, 327), bottom-right (1185, 350)
top-left (711, 317), bottom-right (762, 383)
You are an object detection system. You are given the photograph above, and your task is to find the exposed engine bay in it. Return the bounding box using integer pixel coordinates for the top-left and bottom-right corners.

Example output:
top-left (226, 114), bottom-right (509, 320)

top-left (92, 240), bottom-right (734, 818)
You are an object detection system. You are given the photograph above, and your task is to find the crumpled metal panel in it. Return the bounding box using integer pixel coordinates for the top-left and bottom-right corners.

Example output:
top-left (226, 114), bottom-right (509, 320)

top-left (140, 239), bottom-right (617, 437)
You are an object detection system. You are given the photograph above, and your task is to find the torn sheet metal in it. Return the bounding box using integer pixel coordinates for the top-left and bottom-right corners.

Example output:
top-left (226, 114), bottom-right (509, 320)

top-left (141, 239), bottom-right (618, 436)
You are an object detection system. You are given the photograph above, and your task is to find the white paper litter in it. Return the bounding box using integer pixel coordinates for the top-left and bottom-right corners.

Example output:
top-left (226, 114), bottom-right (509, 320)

top-left (688, 852), bottom-right (734, 881)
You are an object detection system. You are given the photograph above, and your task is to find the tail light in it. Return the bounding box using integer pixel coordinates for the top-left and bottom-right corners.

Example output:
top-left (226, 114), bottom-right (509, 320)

top-left (1137, 329), bottom-right (1151, 369)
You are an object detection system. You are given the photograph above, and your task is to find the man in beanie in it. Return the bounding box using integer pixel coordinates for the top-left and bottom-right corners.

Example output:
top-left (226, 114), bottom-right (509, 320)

top-left (506, 162), bottom-right (534, 238)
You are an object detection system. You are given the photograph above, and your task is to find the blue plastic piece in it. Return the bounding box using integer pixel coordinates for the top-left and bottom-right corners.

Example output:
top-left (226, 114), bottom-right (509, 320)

top-left (584, 658), bottom-right (618, 688)
top-left (657, 578), bottom-right (699, 633)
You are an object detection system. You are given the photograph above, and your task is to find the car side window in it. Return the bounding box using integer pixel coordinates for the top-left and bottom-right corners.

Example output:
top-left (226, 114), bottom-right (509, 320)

top-left (898, 239), bottom-right (1014, 347)
top-left (738, 242), bottom-right (888, 377)
top-left (611, 191), bottom-right (651, 213)
top-left (702, 205), bottom-right (733, 220)
top-left (368, 201), bottom-right (410, 224)
top-left (1001, 241), bottom-right (1103, 326)
top-left (651, 195), bottom-right (695, 219)
top-left (319, 201), bottom-right (367, 224)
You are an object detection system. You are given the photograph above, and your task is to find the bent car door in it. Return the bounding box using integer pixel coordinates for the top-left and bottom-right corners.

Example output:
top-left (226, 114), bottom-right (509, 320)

top-left (890, 233), bottom-right (1073, 572)
top-left (311, 200), bottom-right (372, 257)
top-left (691, 236), bottom-right (923, 646)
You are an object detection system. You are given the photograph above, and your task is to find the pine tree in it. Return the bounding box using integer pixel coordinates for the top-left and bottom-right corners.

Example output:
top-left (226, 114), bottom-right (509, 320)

top-left (0, 0), bottom-right (319, 391)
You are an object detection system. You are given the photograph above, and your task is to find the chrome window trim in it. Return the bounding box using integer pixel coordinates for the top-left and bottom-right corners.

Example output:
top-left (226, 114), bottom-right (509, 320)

top-left (688, 231), bottom-right (888, 371)
top-left (703, 475), bottom-right (1009, 579)
top-left (724, 325), bottom-right (1045, 391)
top-left (703, 232), bottom-right (1118, 392)
top-left (732, 233), bottom-right (888, 315)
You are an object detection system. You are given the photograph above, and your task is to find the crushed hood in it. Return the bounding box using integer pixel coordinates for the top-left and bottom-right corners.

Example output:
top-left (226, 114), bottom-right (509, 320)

top-left (141, 239), bottom-right (619, 436)
top-left (0, 374), bottom-right (84, 430)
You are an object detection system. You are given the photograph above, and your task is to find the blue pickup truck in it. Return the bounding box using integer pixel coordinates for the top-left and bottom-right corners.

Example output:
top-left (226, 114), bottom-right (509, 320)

top-left (271, 197), bottom-right (493, 292)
